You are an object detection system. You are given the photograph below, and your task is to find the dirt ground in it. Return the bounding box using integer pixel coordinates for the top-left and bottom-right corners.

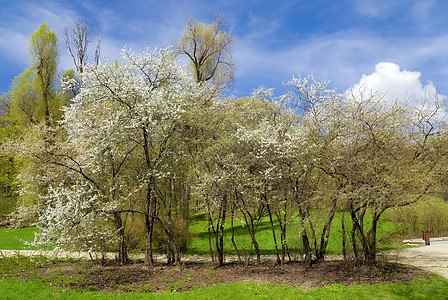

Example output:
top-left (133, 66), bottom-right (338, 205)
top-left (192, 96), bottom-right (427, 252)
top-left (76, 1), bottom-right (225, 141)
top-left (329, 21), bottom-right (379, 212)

top-left (16, 260), bottom-right (425, 293)
top-left (4, 241), bottom-right (447, 293)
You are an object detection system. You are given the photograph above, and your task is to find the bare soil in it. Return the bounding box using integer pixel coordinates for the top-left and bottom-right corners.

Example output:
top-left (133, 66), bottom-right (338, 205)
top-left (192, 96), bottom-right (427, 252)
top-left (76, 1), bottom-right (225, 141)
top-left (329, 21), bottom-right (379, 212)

top-left (21, 260), bottom-right (426, 293)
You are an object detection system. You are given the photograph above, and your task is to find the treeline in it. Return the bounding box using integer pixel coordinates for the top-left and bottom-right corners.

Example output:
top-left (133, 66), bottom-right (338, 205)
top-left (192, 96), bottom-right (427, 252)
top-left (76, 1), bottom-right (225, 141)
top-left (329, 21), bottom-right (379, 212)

top-left (0, 17), bottom-right (447, 268)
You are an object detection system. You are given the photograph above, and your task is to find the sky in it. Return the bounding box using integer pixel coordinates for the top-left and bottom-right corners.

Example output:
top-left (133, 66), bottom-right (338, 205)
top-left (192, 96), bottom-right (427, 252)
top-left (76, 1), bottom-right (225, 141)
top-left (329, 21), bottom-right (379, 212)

top-left (1, 0), bottom-right (448, 103)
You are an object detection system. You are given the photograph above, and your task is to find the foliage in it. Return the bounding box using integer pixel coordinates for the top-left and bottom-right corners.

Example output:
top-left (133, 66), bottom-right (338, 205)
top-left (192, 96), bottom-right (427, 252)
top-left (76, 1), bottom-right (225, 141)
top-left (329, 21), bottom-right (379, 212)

top-left (1, 19), bottom-right (447, 268)
top-left (385, 196), bottom-right (448, 236)
top-left (0, 23), bottom-right (63, 226)
top-left (29, 23), bottom-right (60, 124)
top-left (178, 14), bottom-right (234, 93)
top-left (33, 183), bottom-right (118, 252)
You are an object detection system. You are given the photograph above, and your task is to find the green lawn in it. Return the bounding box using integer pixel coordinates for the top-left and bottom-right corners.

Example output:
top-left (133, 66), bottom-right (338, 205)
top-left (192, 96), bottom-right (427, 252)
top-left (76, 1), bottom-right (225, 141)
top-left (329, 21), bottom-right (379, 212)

top-left (0, 227), bottom-right (38, 250)
top-left (0, 212), bottom-right (401, 255)
top-left (0, 226), bottom-right (445, 299)
top-left (1, 275), bottom-right (447, 299)
top-left (187, 211), bottom-right (401, 256)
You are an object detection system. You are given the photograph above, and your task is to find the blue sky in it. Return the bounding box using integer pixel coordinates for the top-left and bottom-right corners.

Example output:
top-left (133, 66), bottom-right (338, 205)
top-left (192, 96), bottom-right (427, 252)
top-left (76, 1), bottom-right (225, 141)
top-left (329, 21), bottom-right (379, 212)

top-left (1, 0), bottom-right (448, 101)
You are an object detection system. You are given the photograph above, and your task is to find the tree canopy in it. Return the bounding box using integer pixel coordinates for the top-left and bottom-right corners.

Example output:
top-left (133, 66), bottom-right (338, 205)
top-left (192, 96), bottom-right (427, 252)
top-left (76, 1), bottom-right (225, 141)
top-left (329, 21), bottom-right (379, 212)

top-left (0, 20), bottom-right (447, 268)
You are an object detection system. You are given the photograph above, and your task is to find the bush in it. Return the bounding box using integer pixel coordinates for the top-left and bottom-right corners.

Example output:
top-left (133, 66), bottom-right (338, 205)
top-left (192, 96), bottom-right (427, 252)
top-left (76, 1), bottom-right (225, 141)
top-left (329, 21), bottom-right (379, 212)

top-left (125, 217), bottom-right (146, 252)
top-left (0, 192), bottom-right (17, 226)
top-left (385, 196), bottom-right (448, 236)
top-left (153, 218), bottom-right (193, 254)
top-left (126, 216), bottom-right (193, 255)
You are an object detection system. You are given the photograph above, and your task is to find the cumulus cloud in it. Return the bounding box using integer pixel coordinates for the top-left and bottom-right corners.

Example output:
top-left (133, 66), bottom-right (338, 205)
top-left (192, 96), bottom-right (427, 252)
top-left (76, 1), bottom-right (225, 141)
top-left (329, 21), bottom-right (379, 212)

top-left (348, 62), bottom-right (440, 104)
top-left (347, 62), bottom-right (448, 121)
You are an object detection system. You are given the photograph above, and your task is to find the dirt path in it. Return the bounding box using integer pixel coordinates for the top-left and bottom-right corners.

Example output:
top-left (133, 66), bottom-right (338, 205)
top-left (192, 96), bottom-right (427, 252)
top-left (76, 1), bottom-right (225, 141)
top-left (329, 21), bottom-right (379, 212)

top-left (2, 241), bottom-right (448, 279)
top-left (0, 249), bottom-right (160, 261)
top-left (391, 239), bottom-right (448, 279)
top-left (0, 249), bottom-right (297, 264)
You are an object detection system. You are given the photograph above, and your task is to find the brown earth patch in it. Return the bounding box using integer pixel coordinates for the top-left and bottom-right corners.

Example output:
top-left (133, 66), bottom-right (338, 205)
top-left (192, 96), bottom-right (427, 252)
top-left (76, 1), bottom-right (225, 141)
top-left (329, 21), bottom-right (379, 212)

top-left (19, 259), bottom-right (427, 293)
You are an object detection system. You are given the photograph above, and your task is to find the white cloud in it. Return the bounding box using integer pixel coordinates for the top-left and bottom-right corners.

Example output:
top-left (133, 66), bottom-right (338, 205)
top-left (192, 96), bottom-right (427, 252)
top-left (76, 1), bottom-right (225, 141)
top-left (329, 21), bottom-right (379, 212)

top-left (0, 28), bottom-right (30, 65)
top-left (348, 62), bottom-right (439, 104)
top-left (1, 0), bottom-right (447, 101)
top-left (0, 1), bottom-right (79, 70)
top-left (231, 27), bottom-right (448, 98)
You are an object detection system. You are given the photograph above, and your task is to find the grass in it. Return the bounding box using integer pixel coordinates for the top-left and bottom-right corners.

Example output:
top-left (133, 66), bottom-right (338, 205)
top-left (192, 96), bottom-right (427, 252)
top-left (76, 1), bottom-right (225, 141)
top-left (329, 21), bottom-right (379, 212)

top-left (186, 211), bottom-right (402, 256)
top-left (0, 212), bottom-right (402, 255)
top-left (0, 200), bottom-right (445, 298)
top-left (0, 227), bottom-right (38, 250)
top-left (0, 238), bottom-right (445, 298)
top-left (0, 275), bottom-right (447, 299)
top-left (0, 255), bottom-right (51, 277)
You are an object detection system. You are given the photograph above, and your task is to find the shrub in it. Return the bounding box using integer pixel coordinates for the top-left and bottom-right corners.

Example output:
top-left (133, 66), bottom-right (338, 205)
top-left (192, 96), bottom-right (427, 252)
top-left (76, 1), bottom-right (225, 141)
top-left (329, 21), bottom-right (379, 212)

top-left (385, 196), bottom-right (448, 236)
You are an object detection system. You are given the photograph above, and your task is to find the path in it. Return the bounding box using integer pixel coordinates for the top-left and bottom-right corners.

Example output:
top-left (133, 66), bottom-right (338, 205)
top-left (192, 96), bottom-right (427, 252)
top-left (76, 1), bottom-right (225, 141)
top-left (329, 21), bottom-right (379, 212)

top-left (1, 239), bottom-right (448, 279)
top-left (0, 249), bottom-right (292, 264)
top-left (0, 249), bottom-right (160, 261)
top-left (390, 238), bottom-right (448, 279)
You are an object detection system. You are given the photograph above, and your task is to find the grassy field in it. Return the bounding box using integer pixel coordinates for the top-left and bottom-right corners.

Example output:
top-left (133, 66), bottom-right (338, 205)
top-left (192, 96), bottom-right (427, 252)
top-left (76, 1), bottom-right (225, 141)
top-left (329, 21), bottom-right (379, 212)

top-left (0, 227), bottom-right (38, 250)
top-left (1, 275), bottom-right (447, 299)
top-left (0, 219), bottom-right (446, 299)
top-left (187, 211), bottom-right (401, 256)
top-left (0, 211), bottom-right (402, 255)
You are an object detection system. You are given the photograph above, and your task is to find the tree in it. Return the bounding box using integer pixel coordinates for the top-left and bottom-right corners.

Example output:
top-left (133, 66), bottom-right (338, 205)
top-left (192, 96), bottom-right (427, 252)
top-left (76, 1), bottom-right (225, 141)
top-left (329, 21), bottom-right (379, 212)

top-left (338, 91), bottom-right (444, 264)
top-left (177, 15), bottom-right (234, 94)
top-left (0, 94), bottom-right (19, 221)
top-left (64, 20), bottom-right (101, 74)
top-left (230, 89), bottom-right (297, 265)
top-left (3, 23), bottom-right (61, 129)
top-left (54, 47), bottom-right (203, 267)
top-left (3, 68), bottom-right (40, 126)
top-left (64, 20), bottom-right (89, 74)
top-left (285, 76), bottom-right (345, 266)
top-left (0, 24), bottom-right (61, 225)
top-left (63, 20), bottom-right (101, 103)
top-left (29, 23), bottom-right (59, 125)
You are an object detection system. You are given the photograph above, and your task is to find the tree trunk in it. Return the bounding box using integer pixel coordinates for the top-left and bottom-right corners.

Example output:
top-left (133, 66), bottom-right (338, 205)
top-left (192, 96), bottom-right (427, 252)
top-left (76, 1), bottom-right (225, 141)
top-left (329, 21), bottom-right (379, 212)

top-left (301, 230), bottom-right (312, 267)
top-left (206, 201), bottom-right (216, 264)
top-left (317, 199), bottom-right (337, 262)
top-left (299, 206), bottom-right (313, 267)
top-left (250, 227), bottom-right (261, 264)
top-left (341, 210), bottom-right (347, 261)
top-left (275, 199), bottom-right (291, 263)
top-left (238, 200), bottom-right (263, 265)
top-left (144, 177), bottom-right (157, 267)
top-left (230, 204), bottom-right (242, 264)
top-left (113, 212), bottom-right (129, 265)
top-left (142, 127), bottom-right (155, 268)
top-left (307, 212), bottom-right (318, 259)
top-left (242, 211), bottom-right (261, 265)
top-left (217, 194), bottom-right (227, 265)
top-left (365, 212), bottom-right (379, 265)
top-left (350, 207), bottom-right (369, 265)
top-left (350, 220), bottom-right (359, 262)
top-left (167, 175), bottom-right (174, 264)
top-left (265, 197), bottom-right (281, 265)
top-left (182, 184), bottom-right (190, 228)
